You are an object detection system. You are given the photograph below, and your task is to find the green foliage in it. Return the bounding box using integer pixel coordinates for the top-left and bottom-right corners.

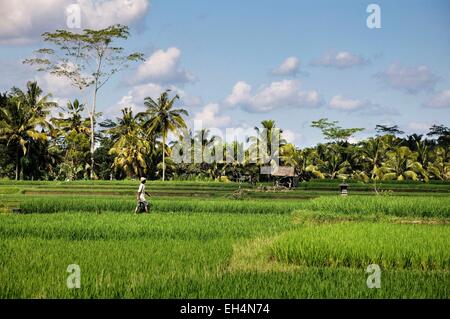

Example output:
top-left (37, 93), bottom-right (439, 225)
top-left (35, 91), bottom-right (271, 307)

top-left (138, 90), bottom-right (189, 181)
top-left (311, 118), bottom-right (364, 143)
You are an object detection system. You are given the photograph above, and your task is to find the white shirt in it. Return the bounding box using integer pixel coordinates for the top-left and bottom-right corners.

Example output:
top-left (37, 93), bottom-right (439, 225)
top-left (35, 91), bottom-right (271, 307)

top-left (138, 183), bottom-right (146, 201)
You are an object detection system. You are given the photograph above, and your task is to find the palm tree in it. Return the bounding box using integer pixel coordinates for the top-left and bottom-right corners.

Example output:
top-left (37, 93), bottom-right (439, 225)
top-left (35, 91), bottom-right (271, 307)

top-left (248, 120), bottom-right (286, 169)
top-left (223, 140), bottom-right (247, 182)
top-left (139, 90), bottom-right (188, 181)
top-left (52, 99), bottom-right (91, 180)
top-left (12, 81), bottom-right (56, 119)
top-left (106, 108), bottom-right (149, 178)
top-left (380, 146), bottom-right (428, 181)
top-left (427, 146), bottom-right (450, 180)
top-left (318, 145), bottom-right (351, 179)
top-left (0, 81), bottom-right (55, 180)
top-left (360, 137), bottom-right (387, 179)
top-left (53, 99), bottom-right (90, 134)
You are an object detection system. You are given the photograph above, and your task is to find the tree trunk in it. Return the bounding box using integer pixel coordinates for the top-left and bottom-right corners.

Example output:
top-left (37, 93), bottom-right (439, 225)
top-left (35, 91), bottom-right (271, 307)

top-left (162, 134), bottom-right (166, 181)
top-left (89, 88), bottom-right (98, 179)
top-left (15, 149), bottom-right (20, 181)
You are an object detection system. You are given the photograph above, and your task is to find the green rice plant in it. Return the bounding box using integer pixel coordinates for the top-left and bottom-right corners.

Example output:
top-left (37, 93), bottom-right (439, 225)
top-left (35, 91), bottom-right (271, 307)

top-left (271, 222), bottom-right (450, 271)
top-left (17, 194), bottom-right (450, 218)
top-left (19, 196), bottom-right (309, 214)
top-left (0, 213), bottom-right (449, 298)
top-left (0, 212), bottom-right (294, 241)
top-left (300, 195), bottom-right (450, 218)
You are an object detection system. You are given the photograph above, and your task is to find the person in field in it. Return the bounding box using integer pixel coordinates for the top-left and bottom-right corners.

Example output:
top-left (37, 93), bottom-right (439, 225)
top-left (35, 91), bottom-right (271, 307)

top-left (135, 177), bottom-right (151, 213)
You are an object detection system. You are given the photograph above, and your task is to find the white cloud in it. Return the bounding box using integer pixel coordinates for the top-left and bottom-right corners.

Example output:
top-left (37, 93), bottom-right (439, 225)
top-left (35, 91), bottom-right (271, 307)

top-left (225, 79), bottom-right (321, 113)
top-left (424, 90), bottom-right (450, 108)
top-left (375, 64), bottom-right (439, 94)
top-left (328, 94), bottom-right (399, 116)
top-left (78, 0), bottom-right (149, 30)
top-left (39, 76), bottom-right (80, 110)
top-left (35, 73), bottom-right (80, 98)
top-left (283, 129), bottom-right (303, 145)
top-left (329, 95), bottom-right (363, 111)
top-left (311, 50), bottom-right (368, 69)
top-left (407, 122), bottom-right (431, 134)
top-left (194, 103), bottom-right (232, 128)
top-left (271, 57), bottom-right (300, 76)
top-left (225, 81), bottom-right (252, 106)
top-left (0, 0), bottom-right (149, 45)
top-left (132, 47), bottom-right (195, 85)
top-left (106, 82), bottom-right (201, 119)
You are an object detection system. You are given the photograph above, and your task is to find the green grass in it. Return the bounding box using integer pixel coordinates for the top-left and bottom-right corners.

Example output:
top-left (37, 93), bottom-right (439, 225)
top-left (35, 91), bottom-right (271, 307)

top-left (0, 180), bottom-right (449, 299)
top-left (17, 196), bottom-right (312, 214)
top-left (300, 195), bottom-right (450, 218)
top-left (16, 194), bottom-right (450, 218)
top-left (1, 213), bottom-right (449, 298)
top-left (271, 222), bottom-right (450, 271)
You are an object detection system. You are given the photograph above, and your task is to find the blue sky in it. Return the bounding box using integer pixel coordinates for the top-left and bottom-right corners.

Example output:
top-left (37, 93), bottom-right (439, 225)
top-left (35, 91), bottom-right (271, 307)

top-left (1, 0), bottom-right (449, 146)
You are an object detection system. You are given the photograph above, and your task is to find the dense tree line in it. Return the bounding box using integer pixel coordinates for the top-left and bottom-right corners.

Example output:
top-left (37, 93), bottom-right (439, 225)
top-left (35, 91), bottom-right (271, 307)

top-left (0, 81), bottom-right (449, 182)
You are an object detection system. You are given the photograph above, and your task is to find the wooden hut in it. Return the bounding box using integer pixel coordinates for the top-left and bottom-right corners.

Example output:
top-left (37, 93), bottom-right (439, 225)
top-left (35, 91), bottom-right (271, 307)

top-left (271, 166), bottom-right (298, 188)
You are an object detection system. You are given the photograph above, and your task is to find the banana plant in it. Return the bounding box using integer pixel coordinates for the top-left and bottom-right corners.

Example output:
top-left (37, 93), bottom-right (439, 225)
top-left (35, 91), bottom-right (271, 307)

top-left (380, 146), bottom-right (428, 181)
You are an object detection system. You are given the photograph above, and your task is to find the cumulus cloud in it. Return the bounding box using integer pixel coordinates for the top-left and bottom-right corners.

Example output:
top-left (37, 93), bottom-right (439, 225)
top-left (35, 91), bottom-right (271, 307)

top-left (106, 82), bottom-right (201, 119)
top-left (194, 103), bottom-right (232, 128)
top-left (282, 129), bottom-right (303, 145)
top-left (132, 47), bottom-right (195, 85)
top-left (77, 0), bottom-right (149, 30)
top-left (328, 94), bottom-right (399, 116)
top-left (375, 64), bottom-right (439, 94)
top-left (329, 95), bottom-right (364, 111)
top-left (0, 0), bottom-right (149, 45)
top-left (424, 89), bottom-right (450, 108)
top-left (271, 57), bottom-right (300, 76)
top-left (311, 50), bottom-right (368, 69)
top-left (225, 79), bottom-right (321, 113)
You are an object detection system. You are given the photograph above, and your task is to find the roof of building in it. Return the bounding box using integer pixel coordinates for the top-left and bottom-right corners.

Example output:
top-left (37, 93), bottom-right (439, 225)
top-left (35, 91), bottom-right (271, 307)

top-left (271, 166), bottom-right (295, 177)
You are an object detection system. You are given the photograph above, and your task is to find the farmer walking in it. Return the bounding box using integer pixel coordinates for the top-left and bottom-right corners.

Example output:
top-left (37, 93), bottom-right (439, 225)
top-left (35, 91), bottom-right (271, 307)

top-left (135, 177), bottom-right (151, 213)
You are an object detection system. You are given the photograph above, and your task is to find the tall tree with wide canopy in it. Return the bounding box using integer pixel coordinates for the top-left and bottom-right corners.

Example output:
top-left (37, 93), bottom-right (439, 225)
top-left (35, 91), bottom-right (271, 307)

top-left (311, 118), bottom-right (364, 144)
top-left (24, 24), bottom-right (144, 179)
top-left (139, 90), bottom-right (188, 181)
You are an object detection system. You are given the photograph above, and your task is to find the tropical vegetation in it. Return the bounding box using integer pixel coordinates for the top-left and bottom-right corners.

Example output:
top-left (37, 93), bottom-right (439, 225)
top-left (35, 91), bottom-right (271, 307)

top-left (1, 81), bottom-right (449, 183)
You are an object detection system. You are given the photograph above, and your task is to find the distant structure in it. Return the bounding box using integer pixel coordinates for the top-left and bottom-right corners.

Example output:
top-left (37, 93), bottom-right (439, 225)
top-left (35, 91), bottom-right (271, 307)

top-left (339, 183), bottom-right (349, 196)
top-left (271, 166), bottom-right (298, 188)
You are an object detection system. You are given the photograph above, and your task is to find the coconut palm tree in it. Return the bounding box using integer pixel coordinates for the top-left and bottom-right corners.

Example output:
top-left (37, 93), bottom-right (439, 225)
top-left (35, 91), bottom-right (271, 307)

top-left (139, 90), bottom-right (188, 181)
top-left (248, 120), bottom-right (286, 169)
top-left (317, 145), bottom-right (351, 179)
top-left (359, 137), bottom-right (387, 179)
top-left (0, 81), bottom-right (55, 180)
top-left (223, 140), bottom-right (247, 182)
top-left (52, 99), bottom-right (90, 134)
top-left (51, 99), bottom-right (91, 180)
top-left (107, 108), bottom-right (149, 178)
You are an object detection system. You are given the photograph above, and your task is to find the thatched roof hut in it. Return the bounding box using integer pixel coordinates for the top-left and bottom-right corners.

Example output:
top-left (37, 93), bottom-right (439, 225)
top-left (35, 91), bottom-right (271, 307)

top-left (271, 166), bottom-right (295, 177)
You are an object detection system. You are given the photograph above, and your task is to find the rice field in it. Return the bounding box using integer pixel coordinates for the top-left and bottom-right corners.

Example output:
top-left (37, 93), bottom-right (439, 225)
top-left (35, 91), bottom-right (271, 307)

top-left (0, 180), bottom-right (449, 298)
